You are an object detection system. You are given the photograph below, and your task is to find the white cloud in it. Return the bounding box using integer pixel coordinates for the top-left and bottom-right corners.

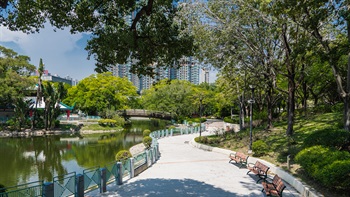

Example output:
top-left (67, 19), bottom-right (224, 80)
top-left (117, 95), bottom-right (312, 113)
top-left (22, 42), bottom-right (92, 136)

top-left (0, 24), bottom-right (96, 80)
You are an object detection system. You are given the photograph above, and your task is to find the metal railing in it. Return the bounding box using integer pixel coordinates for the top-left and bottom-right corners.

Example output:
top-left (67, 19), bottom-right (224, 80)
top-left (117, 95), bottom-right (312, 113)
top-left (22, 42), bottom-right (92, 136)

top-left (1, 124), bottom-right (203, 197)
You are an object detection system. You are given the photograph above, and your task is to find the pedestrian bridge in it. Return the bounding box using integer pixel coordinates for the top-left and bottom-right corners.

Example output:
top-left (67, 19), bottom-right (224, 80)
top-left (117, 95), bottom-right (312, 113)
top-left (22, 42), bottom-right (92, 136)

top-left (117, 109), bottom-right (172, 120)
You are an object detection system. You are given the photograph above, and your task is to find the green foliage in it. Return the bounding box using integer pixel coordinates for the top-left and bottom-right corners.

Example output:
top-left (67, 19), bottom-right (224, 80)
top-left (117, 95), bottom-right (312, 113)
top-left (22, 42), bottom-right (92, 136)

top-left (115, 150), bottom-right (132, 162)
top-left (113, 115), bottom-right (125, 127)
top-left (143, 136), bottom-right (152, 149)
top-left (252, 140), bottom-right (268, 156)
top-left (304, 128), bottom-right (350, 149)
top-left (195, 136), bottom-right (208, 144)
top-left (143, 129), bottom-right (151, 137)
top-left (0, 46), bottom-right (36, 106)
top-left (54, 120), bottom-right (60, 128)
top-left (0, 1), bottom-right (194, 76)
top-left (295, 146), bottom-right (350, 189)
top-left (223, 116), bottom-right (236, 124)
top-left (168, 125), bottom-right (176, 130)
top-left (98, 119), bottom-right (117, 127)
top-left (64, 73), bottom-right (137, 115)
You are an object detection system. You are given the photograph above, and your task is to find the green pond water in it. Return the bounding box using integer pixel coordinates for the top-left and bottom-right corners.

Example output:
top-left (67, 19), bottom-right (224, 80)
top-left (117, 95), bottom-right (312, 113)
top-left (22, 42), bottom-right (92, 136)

top-left (0, 119), bottom-right (169, 187)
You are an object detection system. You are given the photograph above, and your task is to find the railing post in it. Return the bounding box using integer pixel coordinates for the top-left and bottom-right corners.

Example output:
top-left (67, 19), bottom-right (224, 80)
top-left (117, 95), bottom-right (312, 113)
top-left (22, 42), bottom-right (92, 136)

top-left (151, 147), bottom-right (156, 163)
top-left (145, 150), bottom-right (150, 166)
top-left (42, 182), bottom-right (54, 197)
top-left (166, 129), bottom-right (168, 137)
top-left (130, 158), bottom-right (135, 178)
top-left (158, 130), bottom-right (160, 138)
top-left (76, 174), bottom-right (84, 197)
top-left (156, 144), bottom-right (160, 159)
top-left (100, 168), bottom-right (107, 193)
top-left (170, 129), bottom-right (173, 136)
top-left (116, 162), bottom-right (123, 185)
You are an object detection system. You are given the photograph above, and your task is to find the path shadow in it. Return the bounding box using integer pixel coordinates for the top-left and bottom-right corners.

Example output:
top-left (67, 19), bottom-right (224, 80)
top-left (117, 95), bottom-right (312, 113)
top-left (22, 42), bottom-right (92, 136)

top-left (101, 178), bottom-right (263, 197)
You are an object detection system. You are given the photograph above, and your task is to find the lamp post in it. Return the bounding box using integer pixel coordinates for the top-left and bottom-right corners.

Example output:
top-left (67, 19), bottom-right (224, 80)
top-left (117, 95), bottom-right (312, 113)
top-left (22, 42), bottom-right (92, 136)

top-left (248, 85), bottom-right (255, 153)
top-left (199, 95), bottom-right (203, 137)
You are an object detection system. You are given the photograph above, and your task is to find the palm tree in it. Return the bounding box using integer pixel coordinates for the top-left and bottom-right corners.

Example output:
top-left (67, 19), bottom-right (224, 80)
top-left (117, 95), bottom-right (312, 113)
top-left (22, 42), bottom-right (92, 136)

top-left (13, 98), bottom-right (34, 131)
top-left (32, 58), bottom-right (44, 130)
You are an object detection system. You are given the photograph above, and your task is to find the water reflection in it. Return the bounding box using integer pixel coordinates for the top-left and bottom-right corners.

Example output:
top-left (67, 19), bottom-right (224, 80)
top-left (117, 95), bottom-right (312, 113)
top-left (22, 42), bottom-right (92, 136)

top-left (0, 119), bottom-right (168, 187)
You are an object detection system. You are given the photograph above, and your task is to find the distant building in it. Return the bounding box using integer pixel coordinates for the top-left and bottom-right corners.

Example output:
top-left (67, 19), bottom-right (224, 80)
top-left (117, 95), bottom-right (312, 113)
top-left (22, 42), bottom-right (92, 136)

top-left (34, 70), bottom-right (78, 86)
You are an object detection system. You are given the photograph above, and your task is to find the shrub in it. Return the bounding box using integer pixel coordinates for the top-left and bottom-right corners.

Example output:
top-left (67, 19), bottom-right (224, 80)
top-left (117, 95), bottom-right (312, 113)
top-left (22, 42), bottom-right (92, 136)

top-left (295, 146), bottom-right (350, 189)
top-left (54, 120), bottom-right (60, 128)
top-left (223, 116), bottom-right (235, 124)
top-left (304, 128), bottom-right (350, 149)
top-left (252, 140), bottom-right (268, 156)
top-left (143, 129), bottom-right (151, 137)
top-left (168, 125), bottom-right (176, 130)
top-left (98, 119), bottom-right (117, 127)
top-left (113, 115), bottom-right (125, 126)
top-left (115, 150), bottom-right (132, 161)
top-left (195, 136), bottom-right (208, 144)
top-left (143, 136), bottom-right (153, 148)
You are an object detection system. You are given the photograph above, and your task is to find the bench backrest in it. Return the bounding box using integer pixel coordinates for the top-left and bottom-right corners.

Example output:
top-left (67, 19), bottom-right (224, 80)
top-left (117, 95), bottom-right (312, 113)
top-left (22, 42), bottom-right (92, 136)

top-left (237, 152), bottom-right (249, 161)
top-left (257, 161), bottom-right (269, 175)
top-left (273, 175), bottom-right (286, 194)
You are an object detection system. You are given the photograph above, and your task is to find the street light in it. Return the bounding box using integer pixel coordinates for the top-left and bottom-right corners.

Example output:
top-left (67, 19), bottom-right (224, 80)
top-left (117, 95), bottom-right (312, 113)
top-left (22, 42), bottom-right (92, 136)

top-left (199, 95), bottom-right (203, 137)
top-left (248, 85), bottom-right (255, 153)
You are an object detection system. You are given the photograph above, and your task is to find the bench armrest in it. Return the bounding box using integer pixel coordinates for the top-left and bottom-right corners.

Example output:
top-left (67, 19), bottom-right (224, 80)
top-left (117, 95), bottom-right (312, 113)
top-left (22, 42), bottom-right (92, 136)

top-left (229, 153), bottom-right (237, 158)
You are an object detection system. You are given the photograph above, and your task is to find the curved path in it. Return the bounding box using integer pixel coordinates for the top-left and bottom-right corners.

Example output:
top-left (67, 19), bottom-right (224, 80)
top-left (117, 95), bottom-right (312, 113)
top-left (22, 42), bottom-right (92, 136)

top-left (90, 121), bottom-right (300, 197)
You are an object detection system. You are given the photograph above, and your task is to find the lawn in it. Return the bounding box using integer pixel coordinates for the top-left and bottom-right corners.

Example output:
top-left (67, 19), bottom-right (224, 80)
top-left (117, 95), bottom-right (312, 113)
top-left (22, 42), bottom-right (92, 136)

top-left (201, 112), bottom-right (348, 197)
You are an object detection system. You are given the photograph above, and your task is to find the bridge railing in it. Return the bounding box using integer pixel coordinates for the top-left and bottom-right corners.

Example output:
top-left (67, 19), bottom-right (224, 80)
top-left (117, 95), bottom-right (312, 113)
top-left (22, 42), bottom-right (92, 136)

top-left (0, 124), bottom-right (205, 197)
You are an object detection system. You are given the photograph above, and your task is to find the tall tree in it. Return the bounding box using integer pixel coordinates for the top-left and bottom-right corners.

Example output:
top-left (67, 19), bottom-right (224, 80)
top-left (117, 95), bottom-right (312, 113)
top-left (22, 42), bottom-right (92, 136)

top-left (272, 0), bottom-right (350, 131)
top-left (0, 46), bottom-right (35, 106)
top-left (179, 0), bottom-right (284, 130)
top-left (0, 0), bottom-right (194, 76)
top-left (32, 58), bottom-right (44, 130)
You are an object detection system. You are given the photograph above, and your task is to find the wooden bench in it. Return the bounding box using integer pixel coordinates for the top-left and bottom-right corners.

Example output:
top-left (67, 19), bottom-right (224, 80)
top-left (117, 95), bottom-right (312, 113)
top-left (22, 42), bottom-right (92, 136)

top-left (247, 160), bottom-right (270, 183)
top-left (262, 174), bottom-right (286, 197)
top-left (229, 152), bottom-right (249, 168)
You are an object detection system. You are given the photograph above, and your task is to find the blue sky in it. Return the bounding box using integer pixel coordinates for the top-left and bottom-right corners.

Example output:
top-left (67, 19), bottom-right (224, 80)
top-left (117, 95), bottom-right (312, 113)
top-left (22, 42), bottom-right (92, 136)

top-left (0, 23), bottom-right (217, 82)
top-left (0, 23), bottom-right (96, 80)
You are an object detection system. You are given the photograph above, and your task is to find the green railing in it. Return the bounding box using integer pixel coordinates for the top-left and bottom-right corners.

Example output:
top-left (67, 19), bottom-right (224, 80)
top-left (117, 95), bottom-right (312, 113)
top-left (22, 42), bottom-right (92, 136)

top-left (53, 172), bottom-right (76, 197)
top-left (83, 166), bottom-right (101, 191)
top-left (105, 162), bottom-right (118, 183)
top-left (1, 123), bottom-right (204, 196)
top-left (122, 159), bottom-right (131, 179)
top-left (134, 152), bottom-right (147, 169)
top-left (2, 181), bottom-right (43, 197)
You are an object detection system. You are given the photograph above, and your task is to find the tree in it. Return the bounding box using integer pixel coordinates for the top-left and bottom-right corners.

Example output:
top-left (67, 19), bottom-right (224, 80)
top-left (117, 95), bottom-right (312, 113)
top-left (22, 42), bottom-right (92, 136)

top-left (0, 45), bottom-right (35, 106)
top-left (142, 79), bottom-right (195, 118)
top-left (12, 98), bottom-right (34, 131)
top-left (271, 1), bottom-right (350, 131)
top-left (64, 73), bottom-right (138, 115)
top-left (32, 58), bottom-right (44, 130)
top-left (0, 0), bottom-right (194, 76)
top-left (179, 0), bottom-right (284, 130)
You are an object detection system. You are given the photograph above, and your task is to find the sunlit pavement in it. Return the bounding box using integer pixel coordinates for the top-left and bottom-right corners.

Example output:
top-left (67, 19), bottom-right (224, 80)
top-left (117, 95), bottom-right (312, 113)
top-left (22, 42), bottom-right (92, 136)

top-left (88, 120), bottom-right (300, 197)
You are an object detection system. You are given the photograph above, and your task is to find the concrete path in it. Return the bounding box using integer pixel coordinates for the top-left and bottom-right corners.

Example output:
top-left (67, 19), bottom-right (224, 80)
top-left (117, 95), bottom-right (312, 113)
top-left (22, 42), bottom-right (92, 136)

top-left (89, 120), bottom-right (300, 197)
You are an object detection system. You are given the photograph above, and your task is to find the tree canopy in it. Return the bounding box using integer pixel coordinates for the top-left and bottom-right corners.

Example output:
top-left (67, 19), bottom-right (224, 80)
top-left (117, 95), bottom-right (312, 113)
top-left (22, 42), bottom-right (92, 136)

top-left (0, 0), bottom-right (194, 76)
top-left (0, 45), bottom-right (36, 106)
top-left (64, 73), bottom-right (138, 115)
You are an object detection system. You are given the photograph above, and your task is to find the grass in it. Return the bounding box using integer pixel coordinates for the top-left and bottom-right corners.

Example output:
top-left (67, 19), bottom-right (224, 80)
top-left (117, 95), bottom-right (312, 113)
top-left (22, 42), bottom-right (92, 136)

top-left (81, 123), bottom-right (123, 131)
top-left (204, 112), bottom-right (348, 197)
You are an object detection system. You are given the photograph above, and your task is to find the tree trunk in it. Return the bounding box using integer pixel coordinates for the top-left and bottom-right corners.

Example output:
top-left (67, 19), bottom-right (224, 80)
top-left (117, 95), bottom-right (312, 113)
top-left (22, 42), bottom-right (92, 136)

top-left (266, 86), bottom-right (273, 130)
top-left (286, 74), bottom-right (295, 136)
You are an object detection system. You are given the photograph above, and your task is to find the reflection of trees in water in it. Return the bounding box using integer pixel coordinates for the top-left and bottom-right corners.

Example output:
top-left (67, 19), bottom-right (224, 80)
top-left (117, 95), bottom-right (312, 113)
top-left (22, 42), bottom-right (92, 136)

top-left (0, 137), bottom-right (67, 187)
top-left (0, 119), bottom-right (169, 187)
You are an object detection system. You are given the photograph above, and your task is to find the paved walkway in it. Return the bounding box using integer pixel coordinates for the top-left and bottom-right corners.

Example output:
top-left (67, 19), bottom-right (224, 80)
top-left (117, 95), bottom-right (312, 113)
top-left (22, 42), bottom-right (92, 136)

top-left (88, 120), bottom-right (300, 197)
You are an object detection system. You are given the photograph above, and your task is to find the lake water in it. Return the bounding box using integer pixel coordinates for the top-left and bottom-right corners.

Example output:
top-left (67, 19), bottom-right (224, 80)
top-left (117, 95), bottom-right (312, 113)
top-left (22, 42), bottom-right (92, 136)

top-left (0, 119), bottom-right (169, 187)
